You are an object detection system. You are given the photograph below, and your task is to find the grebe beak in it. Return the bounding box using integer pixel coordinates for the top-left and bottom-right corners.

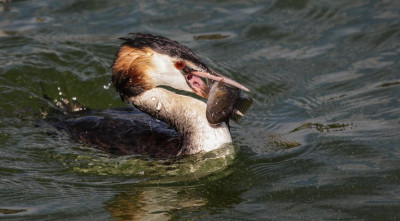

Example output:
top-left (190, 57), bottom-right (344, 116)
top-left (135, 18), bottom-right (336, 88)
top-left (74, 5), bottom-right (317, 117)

top-left (182, 70), bottom-right (249, 99)
top-left (181, 70), bottom-right (249, 98)
top-left (190, 71), bottom-right (250, 92)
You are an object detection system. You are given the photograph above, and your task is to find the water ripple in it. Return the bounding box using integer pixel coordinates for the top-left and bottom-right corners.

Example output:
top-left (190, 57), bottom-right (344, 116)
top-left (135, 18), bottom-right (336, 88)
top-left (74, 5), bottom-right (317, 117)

top-left (1, 0), bottom-right (400, 220)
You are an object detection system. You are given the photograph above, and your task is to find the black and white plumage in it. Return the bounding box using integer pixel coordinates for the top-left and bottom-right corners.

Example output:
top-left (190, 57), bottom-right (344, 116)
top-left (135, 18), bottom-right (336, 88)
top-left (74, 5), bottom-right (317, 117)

top-left (50, 33), bottom-right (251, 158)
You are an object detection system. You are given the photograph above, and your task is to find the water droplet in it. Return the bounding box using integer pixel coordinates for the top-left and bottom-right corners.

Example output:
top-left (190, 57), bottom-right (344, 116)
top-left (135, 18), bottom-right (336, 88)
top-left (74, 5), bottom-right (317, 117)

top-left (72, 97), bottom-right (77, 101)
top-left (103, 81), bottom-right (112, 89)
top-left (58, 92), bottom-right (63, 95)
top-left (156, 101), bottom-right (162, 111)
top-left (151, 97), bottom-right (156, 101)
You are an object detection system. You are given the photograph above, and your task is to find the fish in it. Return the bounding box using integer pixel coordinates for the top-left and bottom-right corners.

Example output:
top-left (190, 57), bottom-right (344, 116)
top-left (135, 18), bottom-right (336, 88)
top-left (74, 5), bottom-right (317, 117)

top-left (206, 81), bottom-right (253, 125)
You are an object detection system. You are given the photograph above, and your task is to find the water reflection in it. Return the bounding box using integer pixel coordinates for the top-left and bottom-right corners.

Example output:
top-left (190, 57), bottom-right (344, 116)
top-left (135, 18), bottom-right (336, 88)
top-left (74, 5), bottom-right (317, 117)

top-left (105, 186), bottom-right (206, 220)
top-left (104, 167), bottom-right (247, 220)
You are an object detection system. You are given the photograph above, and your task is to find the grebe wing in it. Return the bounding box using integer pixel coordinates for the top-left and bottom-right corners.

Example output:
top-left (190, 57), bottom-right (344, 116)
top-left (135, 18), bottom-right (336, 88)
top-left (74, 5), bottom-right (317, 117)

top-left (51, 107), bottom-right (182, 158)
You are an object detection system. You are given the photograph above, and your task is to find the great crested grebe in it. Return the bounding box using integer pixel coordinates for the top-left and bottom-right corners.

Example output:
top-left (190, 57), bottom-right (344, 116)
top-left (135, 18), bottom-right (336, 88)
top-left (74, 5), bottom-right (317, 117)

top-left (52, 33), bottom-right (251, 158)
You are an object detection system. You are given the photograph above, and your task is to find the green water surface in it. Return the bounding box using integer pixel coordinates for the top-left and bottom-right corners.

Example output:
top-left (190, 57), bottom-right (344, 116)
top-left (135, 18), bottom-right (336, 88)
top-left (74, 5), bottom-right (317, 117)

top-left (1, 0), bottom-right (400, 220)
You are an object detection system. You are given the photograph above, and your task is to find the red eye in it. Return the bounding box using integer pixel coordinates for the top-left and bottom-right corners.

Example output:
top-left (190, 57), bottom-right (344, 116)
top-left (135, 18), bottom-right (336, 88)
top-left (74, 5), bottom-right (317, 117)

top-left (174, 61), bottom-right (185, 70)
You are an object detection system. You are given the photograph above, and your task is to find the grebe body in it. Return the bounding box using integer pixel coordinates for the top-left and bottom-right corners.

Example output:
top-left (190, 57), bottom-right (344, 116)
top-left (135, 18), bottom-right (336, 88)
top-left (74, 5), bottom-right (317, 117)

top-left (48, 33), bottom-right (251, 158)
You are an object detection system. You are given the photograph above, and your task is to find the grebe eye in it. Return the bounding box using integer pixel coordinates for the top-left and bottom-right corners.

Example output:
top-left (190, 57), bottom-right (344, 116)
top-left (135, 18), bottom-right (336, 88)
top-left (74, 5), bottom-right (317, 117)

top-left (174, 61), bottom-right (185, 70)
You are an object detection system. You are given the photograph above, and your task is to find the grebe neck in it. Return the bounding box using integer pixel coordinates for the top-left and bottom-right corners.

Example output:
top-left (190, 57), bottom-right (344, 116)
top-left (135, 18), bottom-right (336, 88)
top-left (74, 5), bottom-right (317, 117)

top-left (126, 87), bottom-right (232, 155)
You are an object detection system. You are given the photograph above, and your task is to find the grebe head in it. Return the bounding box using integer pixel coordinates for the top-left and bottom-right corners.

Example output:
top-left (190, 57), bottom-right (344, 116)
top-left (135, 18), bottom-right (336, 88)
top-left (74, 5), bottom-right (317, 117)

top-left (108, 33), bottom-right (253, 155)
top-left (111, 33), bottom-right (248, 100)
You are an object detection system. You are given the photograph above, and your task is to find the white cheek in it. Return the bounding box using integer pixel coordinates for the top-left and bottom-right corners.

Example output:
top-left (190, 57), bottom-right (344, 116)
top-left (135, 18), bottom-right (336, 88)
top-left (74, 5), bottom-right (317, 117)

top-left (150, 54), bottom-right (193, 92)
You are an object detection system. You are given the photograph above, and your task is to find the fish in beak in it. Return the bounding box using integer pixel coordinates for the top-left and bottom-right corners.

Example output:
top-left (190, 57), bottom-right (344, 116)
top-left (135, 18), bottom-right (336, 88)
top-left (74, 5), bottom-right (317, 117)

top-left (205, 81), bottom-right (253, 125)
top-left (181, 67), bottom-right (252, 124)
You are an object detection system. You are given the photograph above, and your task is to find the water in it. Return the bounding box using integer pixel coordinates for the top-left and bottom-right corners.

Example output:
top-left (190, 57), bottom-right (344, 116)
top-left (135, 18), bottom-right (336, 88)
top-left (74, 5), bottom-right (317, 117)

top-left (1, 0), bottom-right (400, 220)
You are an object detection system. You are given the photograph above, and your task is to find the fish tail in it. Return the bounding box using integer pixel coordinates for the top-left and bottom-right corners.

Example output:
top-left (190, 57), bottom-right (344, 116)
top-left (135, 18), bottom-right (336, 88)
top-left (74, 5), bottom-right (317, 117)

top-left (230, 93), bottom-right (253, 122)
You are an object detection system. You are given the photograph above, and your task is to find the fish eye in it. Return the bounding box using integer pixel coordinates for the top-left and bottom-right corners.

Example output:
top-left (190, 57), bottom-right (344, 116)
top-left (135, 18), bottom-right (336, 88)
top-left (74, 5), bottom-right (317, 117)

top-left (174, 61), bottom-right (185, 70)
